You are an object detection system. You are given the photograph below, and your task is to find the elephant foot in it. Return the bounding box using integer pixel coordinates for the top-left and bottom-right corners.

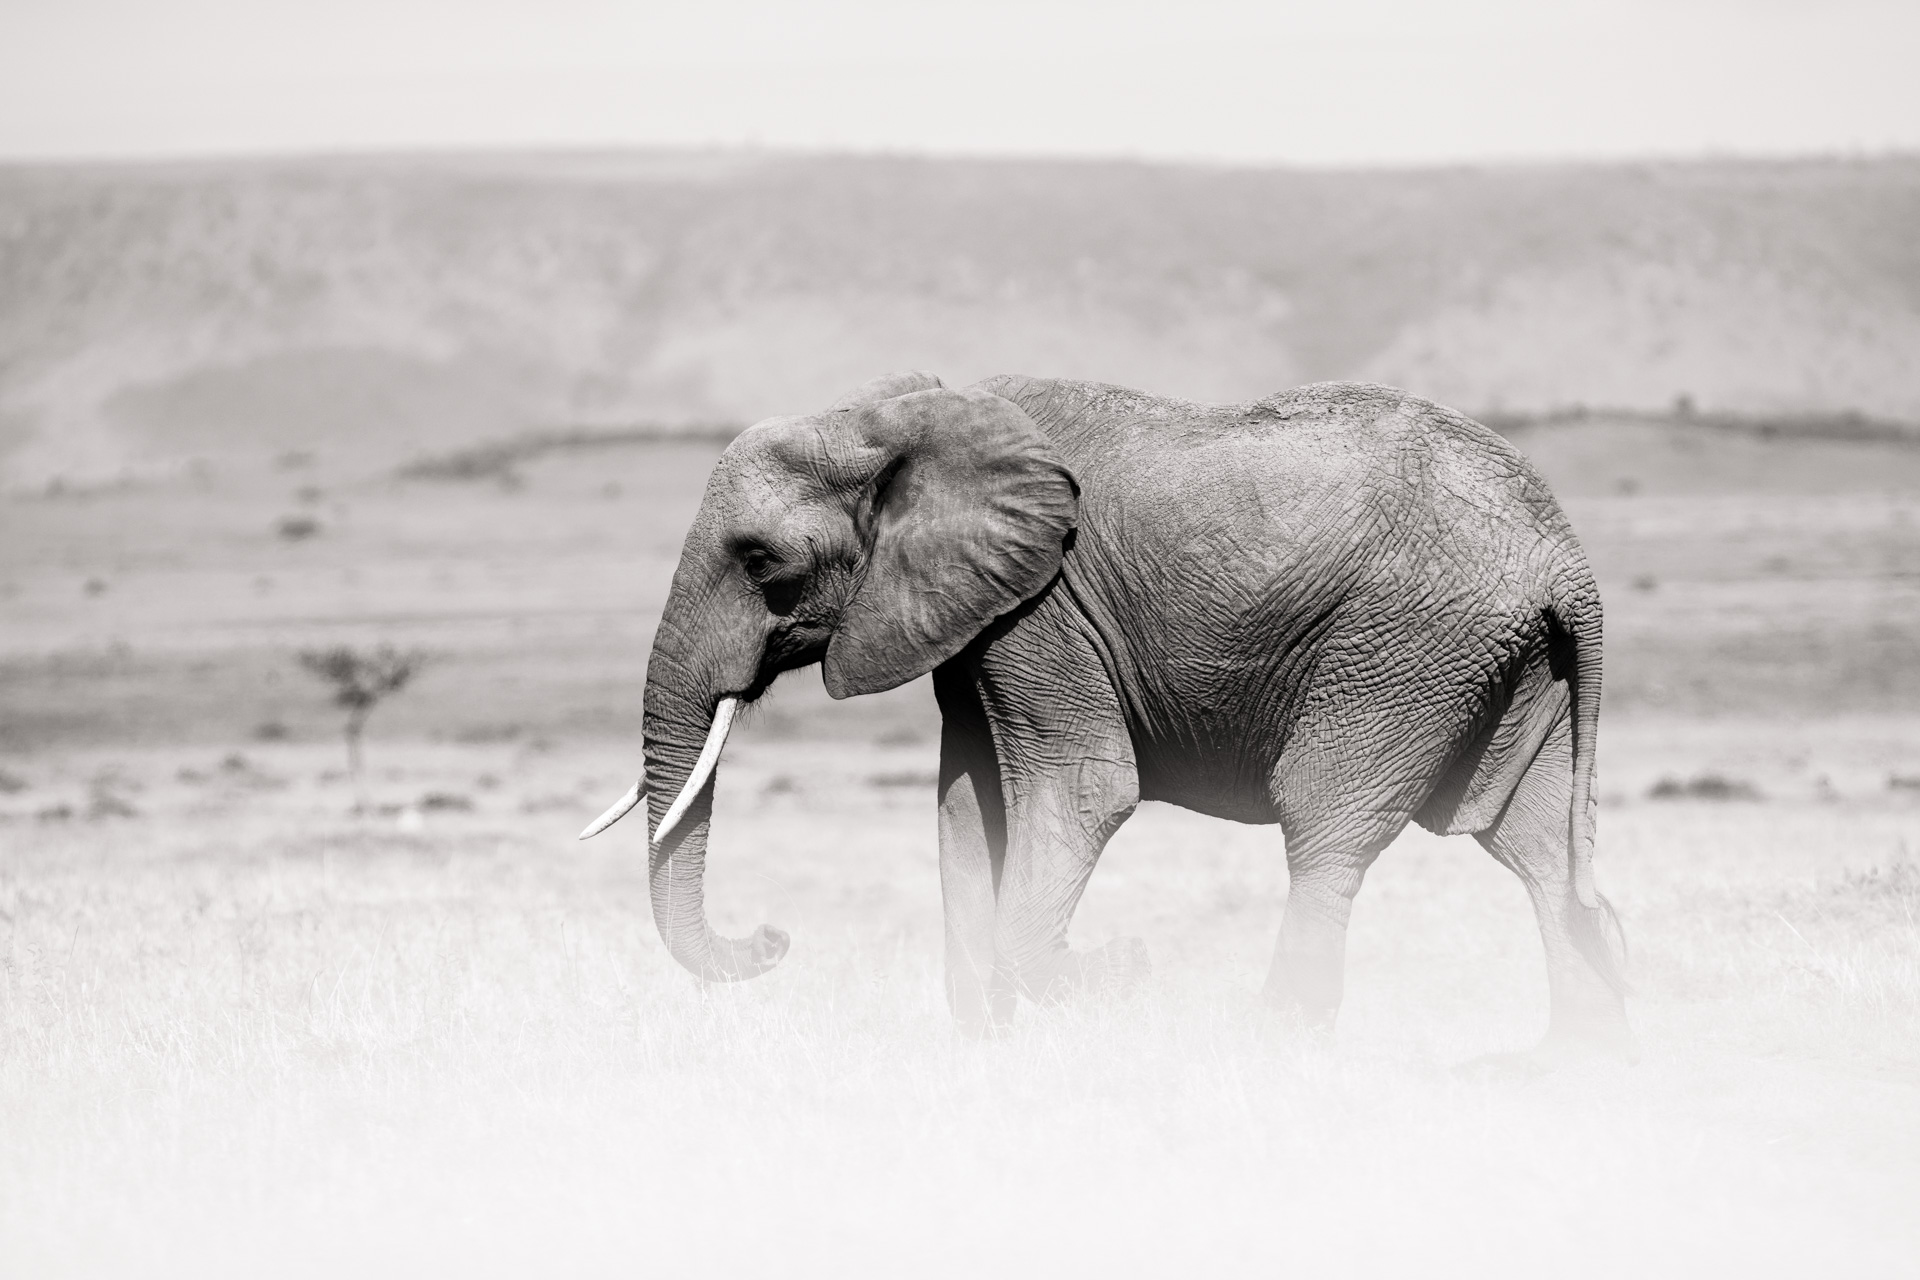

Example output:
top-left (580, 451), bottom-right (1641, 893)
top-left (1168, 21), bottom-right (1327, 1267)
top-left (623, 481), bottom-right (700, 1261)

top-left (953, 1013), bottom-right (1011, 1042)
top-left (994, 938), bottom-right (1152, 1008)
top-left (1453, 1049), bottom-right (1551, 1081)
top-left (1457, 1017), bottom-right (1639, 1078)
top-left (1259, 973), bottom-right (1341, 1034)
top-left (1535, 1013), bottom-right (1639, 1066)
top-left (1087, 936), bottom-right (1152, 996)
top-left (1259, 1000), bottom-right (1339, 1047)
top-left (947, 974), bottom-right (1016, 1041)
top-left (1259, 928), bottom-right (1346, 1032)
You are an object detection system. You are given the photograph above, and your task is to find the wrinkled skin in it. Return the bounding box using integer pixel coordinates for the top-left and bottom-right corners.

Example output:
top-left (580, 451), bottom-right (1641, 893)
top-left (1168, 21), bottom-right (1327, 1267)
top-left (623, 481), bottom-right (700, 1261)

top-left (625, 371), bottom-right (1631, 1059)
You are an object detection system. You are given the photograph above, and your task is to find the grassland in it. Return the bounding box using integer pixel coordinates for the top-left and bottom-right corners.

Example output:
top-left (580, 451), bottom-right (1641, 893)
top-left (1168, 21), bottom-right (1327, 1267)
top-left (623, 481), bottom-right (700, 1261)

top-left (2, 413), bottom-right (1918, 1276)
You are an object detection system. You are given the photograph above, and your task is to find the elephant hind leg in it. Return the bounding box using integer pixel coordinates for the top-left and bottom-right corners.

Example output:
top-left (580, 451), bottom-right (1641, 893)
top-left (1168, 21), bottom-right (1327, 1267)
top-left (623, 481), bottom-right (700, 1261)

top-left (1475, 715), bottom-right (1634, 1060)
top-left (1261, 823), bottom-right (1401, 1028)
top-left (1264, 746), bottom-right (1432, 1027)
top-left (1263, 677), bottom-right (1487, 1027)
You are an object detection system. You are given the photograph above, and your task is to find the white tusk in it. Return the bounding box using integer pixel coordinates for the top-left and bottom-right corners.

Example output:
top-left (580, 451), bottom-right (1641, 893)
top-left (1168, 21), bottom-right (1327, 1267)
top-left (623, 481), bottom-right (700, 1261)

top-left (578, 778), bottom-right (646, 841)
top-left (652, 696), bottom-right (739, 848)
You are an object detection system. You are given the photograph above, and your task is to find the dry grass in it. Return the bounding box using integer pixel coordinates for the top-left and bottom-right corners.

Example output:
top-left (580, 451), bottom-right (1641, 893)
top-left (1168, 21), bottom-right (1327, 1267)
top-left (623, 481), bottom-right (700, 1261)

top-left (3, 726), bottom-right (1917, 1278)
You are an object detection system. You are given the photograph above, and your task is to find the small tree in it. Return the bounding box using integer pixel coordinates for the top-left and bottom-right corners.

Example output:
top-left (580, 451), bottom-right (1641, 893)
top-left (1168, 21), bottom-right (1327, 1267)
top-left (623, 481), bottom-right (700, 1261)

top-left (297, 643), bottom-right (427, 813)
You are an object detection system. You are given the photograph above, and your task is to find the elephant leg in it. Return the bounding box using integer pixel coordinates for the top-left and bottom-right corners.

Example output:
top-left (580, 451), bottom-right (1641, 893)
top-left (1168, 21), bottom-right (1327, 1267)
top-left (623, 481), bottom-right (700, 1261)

top-left (960, 594), bottom-right (1143, 1009)
top-left (933, 662), bottom-right (1013, 1036)
top-left (1476, 718), bottom-right (1634, 1061)
top-left (989, 754), bottom-right (1143, 1004)
top-left (1262, 834), bottom-right (1394, 1027)
top-left (1264, 703), bottom-right (1440, 1027)
top-left (975, 694), bottom-right (1136, 1005)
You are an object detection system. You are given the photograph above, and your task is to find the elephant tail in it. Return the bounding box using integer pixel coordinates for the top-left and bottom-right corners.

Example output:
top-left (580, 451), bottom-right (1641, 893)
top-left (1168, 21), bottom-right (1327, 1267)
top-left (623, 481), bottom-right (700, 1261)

top-left (1548, 579), bottom-right (1630, 997)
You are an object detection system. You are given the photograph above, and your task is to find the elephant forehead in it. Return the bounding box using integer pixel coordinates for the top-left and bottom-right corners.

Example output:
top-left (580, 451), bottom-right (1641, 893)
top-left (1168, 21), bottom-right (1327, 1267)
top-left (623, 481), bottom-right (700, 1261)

top-left (705, 420), bottom-right (861, 535)
top-left (717, 415), bottom-right (876, 502)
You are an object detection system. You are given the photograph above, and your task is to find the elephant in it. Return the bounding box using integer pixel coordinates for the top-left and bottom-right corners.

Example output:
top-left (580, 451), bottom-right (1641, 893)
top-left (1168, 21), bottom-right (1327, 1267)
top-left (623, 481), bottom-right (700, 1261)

top-left (582, 370), bottom-right (1632, 1058)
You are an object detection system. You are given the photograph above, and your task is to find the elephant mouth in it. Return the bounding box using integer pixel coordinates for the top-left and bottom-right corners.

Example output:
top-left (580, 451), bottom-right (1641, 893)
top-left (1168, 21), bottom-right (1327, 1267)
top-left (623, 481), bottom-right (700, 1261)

top-left (649, 693), bottom-right (740, 847)
top-left (737, 671), bottom-right (780, 705)
top-left (578, 689), bottom-right (747, 845)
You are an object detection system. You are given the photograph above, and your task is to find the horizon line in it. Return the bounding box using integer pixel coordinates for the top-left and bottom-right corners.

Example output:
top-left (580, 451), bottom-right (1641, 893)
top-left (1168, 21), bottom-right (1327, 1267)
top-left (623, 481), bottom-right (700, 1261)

top-left (5, 140), bottom-right (1919, 177)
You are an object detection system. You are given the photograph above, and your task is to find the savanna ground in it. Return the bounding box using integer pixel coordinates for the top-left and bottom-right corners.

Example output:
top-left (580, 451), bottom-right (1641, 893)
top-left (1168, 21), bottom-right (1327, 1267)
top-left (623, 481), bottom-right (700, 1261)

top-left (3, 413), bottom-right (1918, 1276)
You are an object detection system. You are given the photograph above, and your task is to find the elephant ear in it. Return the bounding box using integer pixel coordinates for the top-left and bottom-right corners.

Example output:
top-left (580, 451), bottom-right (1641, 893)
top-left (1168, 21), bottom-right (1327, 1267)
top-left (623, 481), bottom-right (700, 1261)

top-left (824, 369), bottom-right (945, 412)
top-left (822, 388), bottom-right (1078, 699)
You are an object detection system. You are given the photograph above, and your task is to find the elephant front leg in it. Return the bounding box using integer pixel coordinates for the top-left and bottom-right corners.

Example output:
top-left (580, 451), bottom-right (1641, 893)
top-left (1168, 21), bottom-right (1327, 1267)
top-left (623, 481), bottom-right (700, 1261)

top-left (938, 760), bottom-right (1012, 1036)
top-left (953, 596), bottom-right (1142, 1018)
top-left (990, 757), bottom-right (1143, 1005)
top-left (935, 665), bottom-right (1012, 1036)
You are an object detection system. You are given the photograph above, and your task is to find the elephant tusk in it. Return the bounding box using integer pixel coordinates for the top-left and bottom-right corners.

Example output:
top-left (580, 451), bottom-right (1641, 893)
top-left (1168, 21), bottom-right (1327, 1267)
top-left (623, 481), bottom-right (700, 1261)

top-left (578, 778), bottom-right (647, 841)
top-left (651, 695), bottom-right (739, 848)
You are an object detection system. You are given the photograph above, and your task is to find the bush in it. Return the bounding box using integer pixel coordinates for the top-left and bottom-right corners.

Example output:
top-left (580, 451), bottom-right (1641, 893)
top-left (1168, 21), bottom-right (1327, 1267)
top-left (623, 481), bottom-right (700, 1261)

top-left (1648, 773), bottom-right (1763, 802)
top-left (297, 644), bottom-right (428, 813)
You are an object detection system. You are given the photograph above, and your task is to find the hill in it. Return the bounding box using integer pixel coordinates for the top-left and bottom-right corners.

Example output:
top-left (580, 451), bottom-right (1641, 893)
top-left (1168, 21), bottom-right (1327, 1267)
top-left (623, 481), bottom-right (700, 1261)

top-left (3, 151), bottom-right (1919, 487)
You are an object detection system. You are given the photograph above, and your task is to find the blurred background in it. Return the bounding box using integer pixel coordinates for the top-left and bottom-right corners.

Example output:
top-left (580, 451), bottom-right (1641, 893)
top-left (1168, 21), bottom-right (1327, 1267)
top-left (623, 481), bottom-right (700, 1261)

top-left (4, 0), bottom-right (1919, 763)
top-left (3, 3), bottom-right (1918, 1276)
top-left (5, 149), bottom-right (1920, 756)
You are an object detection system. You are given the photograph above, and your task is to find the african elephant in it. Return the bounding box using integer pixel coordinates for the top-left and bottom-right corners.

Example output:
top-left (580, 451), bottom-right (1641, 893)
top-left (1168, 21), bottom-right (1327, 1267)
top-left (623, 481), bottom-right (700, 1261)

top-left (582, 371), bottom-right (1632, 1058)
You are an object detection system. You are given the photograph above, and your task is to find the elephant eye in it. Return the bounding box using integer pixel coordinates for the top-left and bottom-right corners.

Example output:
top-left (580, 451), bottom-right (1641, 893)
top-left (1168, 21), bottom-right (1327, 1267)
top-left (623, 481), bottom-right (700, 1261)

top-left (741, 548), bottom-right (779, 582)
top-left (741, 550), bottom-right (806, 616)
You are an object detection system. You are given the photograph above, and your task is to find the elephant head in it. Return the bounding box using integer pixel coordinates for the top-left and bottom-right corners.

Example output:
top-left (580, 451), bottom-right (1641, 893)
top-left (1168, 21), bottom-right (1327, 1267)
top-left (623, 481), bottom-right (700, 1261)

top-left (580, 372), bottom-right (1079, 982)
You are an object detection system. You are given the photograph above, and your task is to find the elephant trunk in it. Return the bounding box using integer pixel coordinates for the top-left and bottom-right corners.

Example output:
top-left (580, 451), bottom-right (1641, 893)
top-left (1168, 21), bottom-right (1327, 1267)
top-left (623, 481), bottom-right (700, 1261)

top-left (638, 622), bottom-right (788, 983)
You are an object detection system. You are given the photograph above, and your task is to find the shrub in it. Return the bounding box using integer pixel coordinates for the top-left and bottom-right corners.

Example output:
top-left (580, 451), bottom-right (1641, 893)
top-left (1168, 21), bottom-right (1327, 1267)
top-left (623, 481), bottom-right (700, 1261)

top-left (1648, 773), bottom-right (1764, 802)
top-left (297, 644), bottom-right (427, 813)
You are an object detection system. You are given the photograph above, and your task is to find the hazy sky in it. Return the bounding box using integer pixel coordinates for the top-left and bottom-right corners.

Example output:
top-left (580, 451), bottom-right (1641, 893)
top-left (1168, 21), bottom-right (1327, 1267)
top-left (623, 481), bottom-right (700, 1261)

top-left (3, 0), bottom-right (1916, 164)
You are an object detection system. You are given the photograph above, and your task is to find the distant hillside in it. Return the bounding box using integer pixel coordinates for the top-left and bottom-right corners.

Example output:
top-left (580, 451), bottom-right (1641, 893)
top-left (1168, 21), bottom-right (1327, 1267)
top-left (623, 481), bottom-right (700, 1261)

top-left (3, 150), bottom-right (1918, 487)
